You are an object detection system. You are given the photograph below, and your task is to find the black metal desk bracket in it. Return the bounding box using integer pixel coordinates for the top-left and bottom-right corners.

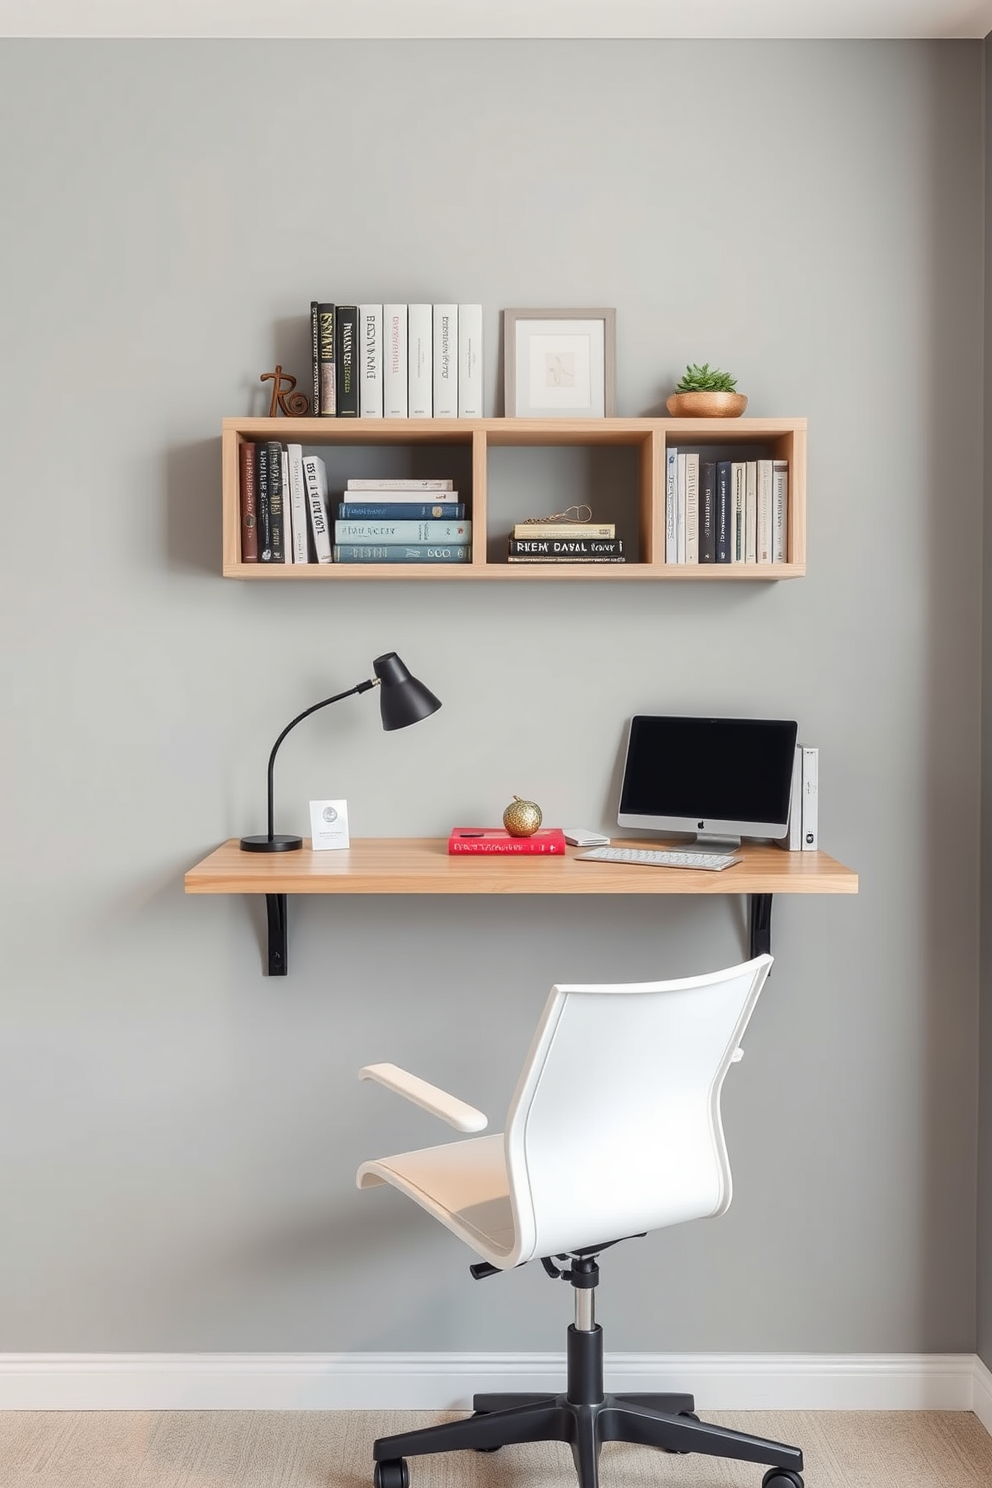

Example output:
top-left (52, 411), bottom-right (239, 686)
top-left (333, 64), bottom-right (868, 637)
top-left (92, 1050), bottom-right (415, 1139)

top-left (266, 894), bottom-right (288, 976)
top-left (263, 891), bottom-right (773, 978)
top-left (749, 894), bottom-right (772, 959)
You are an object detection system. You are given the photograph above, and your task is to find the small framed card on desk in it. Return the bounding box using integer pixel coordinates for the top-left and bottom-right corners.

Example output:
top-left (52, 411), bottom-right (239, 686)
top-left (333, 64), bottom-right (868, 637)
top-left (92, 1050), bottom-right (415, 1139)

top-left (310, 799), bottom-right (350, 850)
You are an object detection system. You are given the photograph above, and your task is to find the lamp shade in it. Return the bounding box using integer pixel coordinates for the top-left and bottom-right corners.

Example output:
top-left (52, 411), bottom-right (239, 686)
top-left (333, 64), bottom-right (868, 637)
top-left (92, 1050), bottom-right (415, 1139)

top-left (374, 652), bottom-right (442, 731)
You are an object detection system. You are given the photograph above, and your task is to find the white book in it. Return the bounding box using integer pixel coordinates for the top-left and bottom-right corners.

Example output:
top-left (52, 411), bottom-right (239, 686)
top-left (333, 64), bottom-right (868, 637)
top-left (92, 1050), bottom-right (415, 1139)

top-left (775, 745), bottom-right (803, 851)
top-left (756, 459), bottom-right (773, 564)
top-left (301, 453), bottom-right (332, 564)
top-left (676, 453), bottom-right (687, 564)
top-left (800, 744), bottom-right (818, 850)
top-left (731, 461), bottom-right (746, 563)
top-left (684, 451), bottom-right (699, 563)
top-left (432, 304), bottom-right (458, 417)
top-left (457, 303), bottom-right (483, 416)
top-left (287, 443), bottom-right (310, 562)
top-left (358, 304), bottom-right (383, 418)
top-left (772, 460), bottom-right (789, 562)
top-left (408, 303), bottom-right (433, 418)
top-left (383, 305), bottom-right (408, 417)
top-left (665, 446), bottom-right (678, 564)
top-left (745, 460), bottom-right (757, 564)
top-left (280, 449), bottom-right (293, 564)
top-left (346, 478), bottom-right (454, 492)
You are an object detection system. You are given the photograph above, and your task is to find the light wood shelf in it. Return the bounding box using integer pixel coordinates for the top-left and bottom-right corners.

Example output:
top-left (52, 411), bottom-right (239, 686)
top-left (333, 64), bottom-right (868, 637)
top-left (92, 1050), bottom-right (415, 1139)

top-left (222, 416), bottom-right (807, 581)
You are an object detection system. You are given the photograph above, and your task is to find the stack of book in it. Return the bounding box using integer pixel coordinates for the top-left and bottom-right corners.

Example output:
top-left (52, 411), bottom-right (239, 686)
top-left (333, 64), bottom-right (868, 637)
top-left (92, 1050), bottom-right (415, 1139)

top-left (333, 479), bottom-right (470, 565)
top-left (448, 827), bottom-right (567, 855)
top-left (310, 304), bottom-right (483, 419)
top-left (506, 518), bottom-right (624, 564)
top-left (665, 451), bottom-right (789, 565)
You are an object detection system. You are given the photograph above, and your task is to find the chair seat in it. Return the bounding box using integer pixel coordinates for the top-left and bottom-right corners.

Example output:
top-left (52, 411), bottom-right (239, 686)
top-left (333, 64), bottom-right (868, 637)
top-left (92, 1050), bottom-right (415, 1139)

top-left (357, 1132), bottom-right (516, 1263)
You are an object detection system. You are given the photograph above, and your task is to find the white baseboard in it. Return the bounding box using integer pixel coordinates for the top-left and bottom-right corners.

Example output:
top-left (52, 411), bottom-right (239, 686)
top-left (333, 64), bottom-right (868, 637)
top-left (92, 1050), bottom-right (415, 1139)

top-left (0, 1352), bottom-right (985, 1413)
top-left (973, 1355), bottom-right (992, 1434)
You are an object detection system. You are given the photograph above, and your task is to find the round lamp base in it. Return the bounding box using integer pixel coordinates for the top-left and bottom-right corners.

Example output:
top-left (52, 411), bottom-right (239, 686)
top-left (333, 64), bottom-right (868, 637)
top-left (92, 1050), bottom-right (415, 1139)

top-left (240, 834), bottom-right (304, 853)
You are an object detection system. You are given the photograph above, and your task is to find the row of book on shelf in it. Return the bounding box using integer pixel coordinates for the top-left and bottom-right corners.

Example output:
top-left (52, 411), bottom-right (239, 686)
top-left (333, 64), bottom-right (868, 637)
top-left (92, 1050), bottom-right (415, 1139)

top-left (310, 303), bottom-right (482, 420)
top-left (239, 440), bottom-right (470, 564)
top-left (667, 450), bottom-right (789, 564)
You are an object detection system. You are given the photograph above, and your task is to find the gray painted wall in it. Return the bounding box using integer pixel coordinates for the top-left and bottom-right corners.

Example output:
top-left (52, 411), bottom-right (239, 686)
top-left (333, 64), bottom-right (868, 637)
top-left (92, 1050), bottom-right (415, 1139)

top-left (0, 39), bottom-right (984, 1355)
top-left (979, 32), bottom-right (992, 1374)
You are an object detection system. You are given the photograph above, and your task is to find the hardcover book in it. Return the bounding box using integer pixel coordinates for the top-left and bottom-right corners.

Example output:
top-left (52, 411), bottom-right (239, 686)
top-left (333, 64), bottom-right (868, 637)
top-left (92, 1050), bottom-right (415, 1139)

top-left (665, 446), bottom-right (678, 564)
top-left (332, 543), bottom-right (470, 563)
top-left (508, 538), bottom-right (623, 556)
top-left (334, 520), bottom-right (471, 544)
top-left (256, 441), bottom-right (272, 561)
top-left (699, 460), bottom-right (716, 564)
top-left (458, 304), bottom-right (483, 417)
top-left (732, 461), bottom-right (746, 563)
top-left (317, 304), bottom-right (336, 416)
top-left (408, 303), bottom-right (433, 418)
top-left (346, 478), bottom-right (455, 492)
top-left (772, 460), bottom-right (789, 562)
top-left (745, 460), bottom-right (758, 564)
top-left (358, 304), bottom-right (383, 418)
top-left (433, 304), bottom-right (458, 417)
top-left (336, 502), bottom-right (465, 520)
top-left (383, 304), bottom-right (408, 417)
top-left (287, 443), bottom-right (310, 563)
top-left (280, 447), bottom-right (293, 564)
top-left (512, 522), bottom-right (615, 539)
top-left (448, 828), bottom-right (567, 855)
top-left (238, 439), bottom-right (258, 562)
top-left (756, 459), bottom-right (773, 563)
top-left (301, 453), bottom-right (332, 564)
top-left (684, 451), bottom-right (699, 564)
top-left (266, 439), bottom-right (285, 562)
top-left (309, 300), bottom-right (321, 416)
top-left (715, 460), bottom-right (732, 564)
top-left (335, 304), bottom-right (359, 417)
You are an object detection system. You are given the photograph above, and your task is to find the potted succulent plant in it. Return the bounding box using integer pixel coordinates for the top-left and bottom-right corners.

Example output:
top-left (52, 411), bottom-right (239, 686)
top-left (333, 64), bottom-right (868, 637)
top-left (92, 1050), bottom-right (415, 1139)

top-left (666, 363), bottom-right (747, 418)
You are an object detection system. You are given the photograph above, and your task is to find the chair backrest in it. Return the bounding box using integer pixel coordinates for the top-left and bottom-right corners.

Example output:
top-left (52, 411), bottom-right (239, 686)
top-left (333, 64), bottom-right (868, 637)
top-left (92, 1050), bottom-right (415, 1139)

top-left (502, 955), bottom-right (772, 1265)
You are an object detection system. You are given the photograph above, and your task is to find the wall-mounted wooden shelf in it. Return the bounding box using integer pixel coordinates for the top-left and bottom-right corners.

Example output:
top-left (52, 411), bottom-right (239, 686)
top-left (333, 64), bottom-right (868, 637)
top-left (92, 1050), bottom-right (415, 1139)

top-left (186, 838), bottom-right (857, 975)
top-left (222, 416), bottom-right (807, 581)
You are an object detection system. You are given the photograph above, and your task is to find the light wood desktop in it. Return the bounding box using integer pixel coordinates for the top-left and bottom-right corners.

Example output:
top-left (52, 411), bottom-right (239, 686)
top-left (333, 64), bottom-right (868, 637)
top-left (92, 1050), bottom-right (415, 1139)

top-left (185, 838), bottom-right (858, 976)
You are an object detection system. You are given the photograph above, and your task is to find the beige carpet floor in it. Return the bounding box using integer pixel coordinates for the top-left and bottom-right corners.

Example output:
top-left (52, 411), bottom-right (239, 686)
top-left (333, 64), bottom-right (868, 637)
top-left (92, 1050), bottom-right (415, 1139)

top-left (1, 1409), bottom-right (991, 1488)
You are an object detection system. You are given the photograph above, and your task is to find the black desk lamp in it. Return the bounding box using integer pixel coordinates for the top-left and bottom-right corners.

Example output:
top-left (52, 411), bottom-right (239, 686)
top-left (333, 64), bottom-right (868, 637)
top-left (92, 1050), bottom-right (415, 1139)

top-left (240, 652), bottom-right (441, 853)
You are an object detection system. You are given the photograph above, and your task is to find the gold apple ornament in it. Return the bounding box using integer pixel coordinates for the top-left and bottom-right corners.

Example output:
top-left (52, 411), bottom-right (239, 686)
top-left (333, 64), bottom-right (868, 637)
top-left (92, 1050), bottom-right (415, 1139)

top-left (503, 796), bottom-right (543, 836)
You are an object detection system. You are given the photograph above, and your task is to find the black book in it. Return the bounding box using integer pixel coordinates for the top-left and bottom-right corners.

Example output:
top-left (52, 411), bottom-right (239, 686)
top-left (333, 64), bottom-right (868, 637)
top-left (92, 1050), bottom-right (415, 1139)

top-left (508, 538), bottom-right (624, 557)
top-left (699, 461), bottom-right (716, 563)
top-left (256, 441), bottom-right (272, 561)
top-left (266, 439), bottom-right (285, 562)
top-left (335, 305), bottom-right (359, 417)
top-left (716, 460), bottom-right (732, 564)
top-left (317, 304), bottom-right (336, 416)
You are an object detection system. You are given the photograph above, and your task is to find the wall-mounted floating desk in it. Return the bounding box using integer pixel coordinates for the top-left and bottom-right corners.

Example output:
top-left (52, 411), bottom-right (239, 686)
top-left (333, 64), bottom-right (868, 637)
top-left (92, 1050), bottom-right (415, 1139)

top-left (185, 838), bottom-right (858, 976)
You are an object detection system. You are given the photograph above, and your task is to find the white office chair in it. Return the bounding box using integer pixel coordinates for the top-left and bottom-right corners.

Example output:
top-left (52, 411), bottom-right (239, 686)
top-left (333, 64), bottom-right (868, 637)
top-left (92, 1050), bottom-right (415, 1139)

top-left (357, 954), bottom-right (803, 1488)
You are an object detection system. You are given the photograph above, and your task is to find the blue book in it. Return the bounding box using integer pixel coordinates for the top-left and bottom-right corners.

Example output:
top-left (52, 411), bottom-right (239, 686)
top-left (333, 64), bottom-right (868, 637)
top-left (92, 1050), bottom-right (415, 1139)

top-left (335, 502), bottom-right (465, 520)
top-left (333, 543), bottom-right (470, 563)
top-left (716, 460), bottom-right (732, 564)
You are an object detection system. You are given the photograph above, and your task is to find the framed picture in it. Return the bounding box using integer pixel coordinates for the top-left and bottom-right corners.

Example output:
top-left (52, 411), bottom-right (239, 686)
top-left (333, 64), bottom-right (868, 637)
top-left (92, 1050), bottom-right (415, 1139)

top-left (503, 308), bottom-right (616, 418)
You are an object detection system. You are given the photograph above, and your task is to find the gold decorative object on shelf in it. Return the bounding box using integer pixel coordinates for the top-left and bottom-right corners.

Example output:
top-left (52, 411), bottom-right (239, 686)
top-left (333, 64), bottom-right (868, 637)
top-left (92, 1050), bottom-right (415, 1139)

top-left (503, 796), bottom-right (543, 836)
top-left (666, 391), bottom-right (748, 418)
top-left (518, 504), bottom-right (593, 526)
top-left (259, 365), bottom-right (310, 417)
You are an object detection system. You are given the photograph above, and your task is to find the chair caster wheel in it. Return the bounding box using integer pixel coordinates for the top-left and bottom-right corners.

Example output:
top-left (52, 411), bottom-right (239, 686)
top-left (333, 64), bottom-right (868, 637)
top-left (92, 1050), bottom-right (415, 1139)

top-left (373, 1459), bottom-right (409, 1488)
top-left (663, 1409), bottom-right (700, 1453)
top-left (762, 1471), bottom-right (803, 1488)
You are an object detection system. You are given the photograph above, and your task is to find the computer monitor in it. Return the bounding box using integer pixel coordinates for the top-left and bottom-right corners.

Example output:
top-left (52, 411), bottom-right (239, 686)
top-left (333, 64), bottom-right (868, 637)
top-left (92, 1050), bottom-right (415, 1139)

top-left (617, 715), bottom-right (799, 851)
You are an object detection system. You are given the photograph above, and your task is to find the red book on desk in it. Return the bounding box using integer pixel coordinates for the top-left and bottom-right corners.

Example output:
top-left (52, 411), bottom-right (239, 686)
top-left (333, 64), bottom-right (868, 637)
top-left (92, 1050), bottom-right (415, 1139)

top-left (448, 828), bottom-right (567, 855)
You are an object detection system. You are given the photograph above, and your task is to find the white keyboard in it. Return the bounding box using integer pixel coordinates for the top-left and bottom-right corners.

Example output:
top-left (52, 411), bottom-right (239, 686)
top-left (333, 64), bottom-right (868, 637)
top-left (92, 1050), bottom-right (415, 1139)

top-left (576, 846), bottom-right (743, 872)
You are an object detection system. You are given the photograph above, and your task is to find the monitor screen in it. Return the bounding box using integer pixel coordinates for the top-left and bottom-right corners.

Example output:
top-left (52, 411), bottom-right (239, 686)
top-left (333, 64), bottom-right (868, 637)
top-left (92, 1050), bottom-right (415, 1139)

top-left (617, 715), bottom-right (799, 844)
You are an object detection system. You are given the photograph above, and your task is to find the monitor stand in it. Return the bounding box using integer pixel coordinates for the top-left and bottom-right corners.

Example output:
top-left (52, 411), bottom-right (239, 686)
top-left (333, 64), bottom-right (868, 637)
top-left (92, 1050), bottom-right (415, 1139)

top-left (689, 832), bottom-right (743, 854)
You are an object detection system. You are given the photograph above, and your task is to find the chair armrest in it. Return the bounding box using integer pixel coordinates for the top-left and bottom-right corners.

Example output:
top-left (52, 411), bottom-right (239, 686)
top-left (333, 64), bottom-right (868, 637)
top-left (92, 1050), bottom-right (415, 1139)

top-left (358, 1063), bottom-right (489, 1133)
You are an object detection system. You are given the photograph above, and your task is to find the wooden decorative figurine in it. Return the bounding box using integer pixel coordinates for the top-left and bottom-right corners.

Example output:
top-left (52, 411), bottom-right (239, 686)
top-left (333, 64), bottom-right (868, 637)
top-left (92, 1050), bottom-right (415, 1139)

top-left (260, 366), bottom-right (310, 417)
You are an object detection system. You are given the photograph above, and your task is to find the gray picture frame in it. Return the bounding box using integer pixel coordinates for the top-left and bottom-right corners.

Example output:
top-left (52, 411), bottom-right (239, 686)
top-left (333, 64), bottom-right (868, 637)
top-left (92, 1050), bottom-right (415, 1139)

top-left (503, 308), bottom-right (617, 418)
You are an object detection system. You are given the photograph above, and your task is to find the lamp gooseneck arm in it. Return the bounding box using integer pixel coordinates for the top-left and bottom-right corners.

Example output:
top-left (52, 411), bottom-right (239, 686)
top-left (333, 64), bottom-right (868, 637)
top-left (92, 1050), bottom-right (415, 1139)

top-left (264, 678), bottom-right (377, 841)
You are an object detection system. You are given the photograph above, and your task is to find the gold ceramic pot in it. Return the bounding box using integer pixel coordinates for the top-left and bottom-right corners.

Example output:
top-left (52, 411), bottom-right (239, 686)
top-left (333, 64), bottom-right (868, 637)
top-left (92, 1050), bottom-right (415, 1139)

top-left (666, 391), bottom-right (748, 418)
